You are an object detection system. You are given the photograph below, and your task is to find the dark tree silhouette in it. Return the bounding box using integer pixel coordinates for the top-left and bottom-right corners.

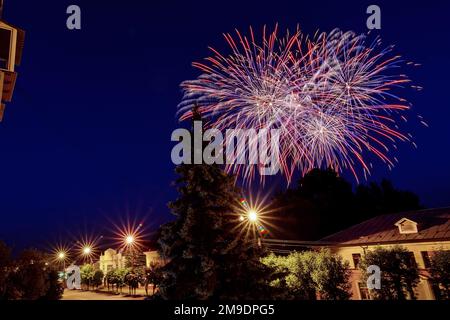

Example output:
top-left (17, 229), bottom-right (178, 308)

top-left (273, 168), bottom-right (422, 240)
top-left (157, 111), bottom-right (272, 299)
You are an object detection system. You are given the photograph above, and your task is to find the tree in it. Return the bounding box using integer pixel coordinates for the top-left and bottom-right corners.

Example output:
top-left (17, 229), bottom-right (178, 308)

top-left (429, 250), bottom-right (450, 300)
top-left (311, 249), bottom-right (351, 300)
top-left (143, 263), bottom-right (163, 296)
top-left (0, 241), bottom-right (11, 299)
top-left (106, 270), bottom-right (118, 293)
top-left (114, 268), bottom-right (129, 294)
top-left (80, 264), bottom-right (95, 290)
top-left (124, 250), bottom-right (146, 269)
top-left (15, 249), bottom-right (52, 300)
top-left (92, 270), bottom-right (104, 290)
top-left (360, 246), bottom-right (420, 300)
top-left (354, 179), bottom-right (421, 221)
top-left (262, 249), bottom-right (351, 300)
top-left (3, 248), bottom-right (64, 300)
top-left (273, 169), bottom-right (422, 240)
top-left (43, 269), bottom-right (64, 300)
top-left (125, 270), bottom-right (140, 295)
top-left (158, 114), bottom-right (272, 300)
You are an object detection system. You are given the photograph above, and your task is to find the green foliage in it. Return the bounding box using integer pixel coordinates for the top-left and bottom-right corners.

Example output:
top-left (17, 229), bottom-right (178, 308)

top-left (124, 250), bottom-right (146, 269)
top-left (125, 270), bottom-right (140, 295)
top-left (0, 246), bottom-right (63, 300)
top-left (142, 263), bottom-right (163, 295)
top-left (158, 159), bottom-right (272, 299)
top-left (429, 250), bottom-right (450, 300)
top-left (114, 268), bottom-right (129, 292)
top-left (43, 269), bottom-right (65, 300)
top-left (105, 268), bottom-right (130, 293)
top-left (80, 264), bottom-right (95, 289)
top-left (360, 246), bottom-right (420, 300)
top-left (92, 270), bottom-right (104, 289)
top-left (262, 249), bottom-right (351, 300)
top-left (105, 269), bottom-right (118, 291)
top-left (0, 241), bottom-right (11, 298)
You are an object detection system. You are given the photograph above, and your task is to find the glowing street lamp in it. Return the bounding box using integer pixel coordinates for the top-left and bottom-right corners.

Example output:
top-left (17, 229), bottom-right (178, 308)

top-left (82, 246), bottom-right (92, 256)
top-left (247, 209), bottom-right (258, 223)
top-left (125, 235), bottom-right (135, 246)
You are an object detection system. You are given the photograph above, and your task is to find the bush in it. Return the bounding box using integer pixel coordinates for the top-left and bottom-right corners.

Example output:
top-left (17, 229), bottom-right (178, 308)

top-left (0, 246), bottom-right (63, 300)
top-left (429, 250), bottom-right (450, 300)
top-left (360, 246), bottom-right (420, 300)
top-left (262, 249), bottom-right (351, 300)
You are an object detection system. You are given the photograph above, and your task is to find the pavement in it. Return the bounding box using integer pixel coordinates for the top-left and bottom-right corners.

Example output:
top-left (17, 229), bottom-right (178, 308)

top-left (62, 289), bottom-right (146, 300)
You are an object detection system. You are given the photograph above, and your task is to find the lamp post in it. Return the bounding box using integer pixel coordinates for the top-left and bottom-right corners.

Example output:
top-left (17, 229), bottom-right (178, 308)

top-left (58, 251), bottom-right (66, 270)
top-left (124, 234), bottom-right (136, 269)
top-left (82, 246), bottom-right (93, 264)
top-left (246, 209), bottom-right (263, 248)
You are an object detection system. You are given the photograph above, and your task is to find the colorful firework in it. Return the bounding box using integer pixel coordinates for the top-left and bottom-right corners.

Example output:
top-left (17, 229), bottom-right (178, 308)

top-left (178, 26), bottom-right (424, 184)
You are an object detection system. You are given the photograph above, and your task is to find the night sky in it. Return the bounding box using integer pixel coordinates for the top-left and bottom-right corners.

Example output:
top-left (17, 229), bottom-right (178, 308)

top-left (1, 0), bottom-right (449, 249)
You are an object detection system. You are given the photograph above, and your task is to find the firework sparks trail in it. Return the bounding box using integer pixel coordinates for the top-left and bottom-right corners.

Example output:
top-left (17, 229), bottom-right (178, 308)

top-left (178, 26), bottom-right (424, 184)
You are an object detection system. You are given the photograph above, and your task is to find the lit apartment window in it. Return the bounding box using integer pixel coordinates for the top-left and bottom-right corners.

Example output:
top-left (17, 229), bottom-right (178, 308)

top-left (352, 253), bottom-right (361, 269)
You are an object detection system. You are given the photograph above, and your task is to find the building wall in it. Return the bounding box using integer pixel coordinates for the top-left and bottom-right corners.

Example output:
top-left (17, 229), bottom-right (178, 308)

top-left (144, 250), bottom-right (163, 267)
top-left (329, 241), bottom-right (450, 300)
top-left (99, 248), bottom-right (127, 274)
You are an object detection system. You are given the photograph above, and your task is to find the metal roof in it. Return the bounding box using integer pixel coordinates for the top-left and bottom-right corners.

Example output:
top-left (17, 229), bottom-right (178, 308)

top-left (321, 207), bottom-right (450, 246)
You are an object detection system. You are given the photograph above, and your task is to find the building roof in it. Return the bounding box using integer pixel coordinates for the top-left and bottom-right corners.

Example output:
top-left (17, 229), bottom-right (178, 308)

top-left (321, 207), bottom-right (450, 246)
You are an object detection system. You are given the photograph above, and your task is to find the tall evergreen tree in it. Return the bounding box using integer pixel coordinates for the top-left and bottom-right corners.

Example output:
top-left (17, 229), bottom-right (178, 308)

top-left (158, 110), bottom-right (271, 300)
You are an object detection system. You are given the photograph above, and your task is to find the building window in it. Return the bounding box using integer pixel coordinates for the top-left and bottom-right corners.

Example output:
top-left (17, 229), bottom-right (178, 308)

top-left (358, 283), bottom-right (371, 300)
top-left (0, 28), bottom-right (12, 70)
top-left (405, 252), bottom-right (417, 268)
top-left (421, 251), bottom-right (432, 268)
top-left (394, 218), bottom-right (418, 234)
top-left (352, 253), bottom-right (361, 269)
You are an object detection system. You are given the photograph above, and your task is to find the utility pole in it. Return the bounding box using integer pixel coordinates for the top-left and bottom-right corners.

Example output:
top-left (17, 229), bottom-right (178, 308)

top-left (0, 0), bottom-right (25, 121)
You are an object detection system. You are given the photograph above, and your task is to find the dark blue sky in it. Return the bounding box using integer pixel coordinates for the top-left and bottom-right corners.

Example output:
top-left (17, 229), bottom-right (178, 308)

top-left (1, 0), bottom-right (449, 249)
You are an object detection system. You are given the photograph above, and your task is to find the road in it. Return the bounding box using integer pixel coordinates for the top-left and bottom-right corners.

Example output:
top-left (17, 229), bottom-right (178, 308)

top-left (62, 289), bottom-right (146, 300)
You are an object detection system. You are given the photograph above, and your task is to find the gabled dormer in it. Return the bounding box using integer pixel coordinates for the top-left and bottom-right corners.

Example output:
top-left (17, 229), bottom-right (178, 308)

top-left (395, 218), bottom-right (418, 234)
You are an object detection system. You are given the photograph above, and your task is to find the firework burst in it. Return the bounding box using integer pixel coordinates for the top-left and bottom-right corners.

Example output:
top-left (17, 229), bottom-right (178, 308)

top-left (179, 25), bottom-right (423, 184)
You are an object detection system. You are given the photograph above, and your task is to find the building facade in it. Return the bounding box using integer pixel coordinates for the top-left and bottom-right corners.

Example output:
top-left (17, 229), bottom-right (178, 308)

top-left (98, 248), bottom-right (127, 274)
top-left (321, 208), bottom-right (450, 300)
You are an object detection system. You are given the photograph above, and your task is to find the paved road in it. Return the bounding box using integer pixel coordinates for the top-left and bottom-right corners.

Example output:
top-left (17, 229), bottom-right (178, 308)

top-left (62, 289), bottom-right (146, 300)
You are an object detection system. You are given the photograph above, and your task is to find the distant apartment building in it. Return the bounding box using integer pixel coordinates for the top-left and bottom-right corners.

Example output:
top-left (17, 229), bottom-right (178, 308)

top-left (322, 207), bottom-right (450, 300)
top-left (0, 1), bottom-right (25, 121)
top-left (98, 248), bottom-right (127, 274)
top-left (98, 248), bottom-right (162, 274)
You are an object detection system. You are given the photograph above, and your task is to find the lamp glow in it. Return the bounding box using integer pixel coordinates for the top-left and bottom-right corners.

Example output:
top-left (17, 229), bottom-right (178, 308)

top-left (248, 210), bottom-right (258, 222)
top-left (125, 235), bottom-right (135, 245)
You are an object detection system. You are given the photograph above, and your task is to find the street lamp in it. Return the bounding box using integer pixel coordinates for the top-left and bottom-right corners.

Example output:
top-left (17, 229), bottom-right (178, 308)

top-left (125, 235), bottom-right (135, 246)
top-left (83, 246), bottom-right (91, 255)
top-left (247, 209), bottom-right (258, 223)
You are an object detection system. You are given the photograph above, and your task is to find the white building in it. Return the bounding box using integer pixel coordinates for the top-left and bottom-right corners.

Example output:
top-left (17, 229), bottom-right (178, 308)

top-left (99, 248), bottom-right (127, 274)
